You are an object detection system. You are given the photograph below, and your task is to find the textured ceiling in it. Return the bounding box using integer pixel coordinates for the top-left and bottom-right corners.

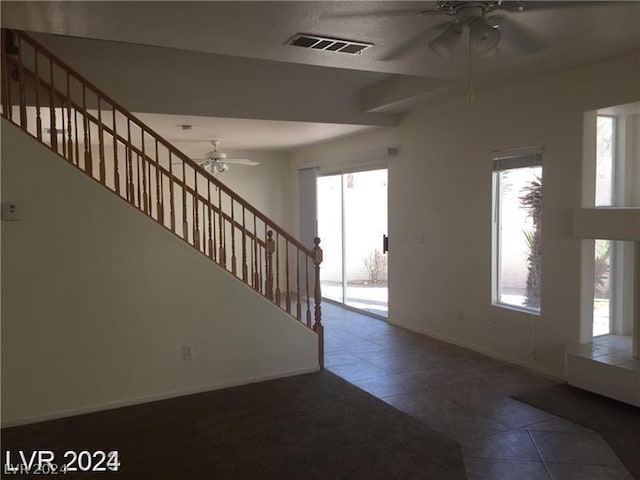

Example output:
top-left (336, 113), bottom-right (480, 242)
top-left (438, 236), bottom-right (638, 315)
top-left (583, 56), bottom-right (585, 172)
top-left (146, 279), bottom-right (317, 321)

top-left (2, 1), bottom-right (639, 149)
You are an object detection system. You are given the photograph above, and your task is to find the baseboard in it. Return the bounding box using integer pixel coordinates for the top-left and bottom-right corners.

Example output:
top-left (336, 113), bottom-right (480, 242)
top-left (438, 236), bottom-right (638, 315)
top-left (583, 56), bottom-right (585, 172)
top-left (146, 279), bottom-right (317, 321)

top-left (1, 366), bottom-right (319, 428)
top-left (387, 319), bottom-right (565, 381)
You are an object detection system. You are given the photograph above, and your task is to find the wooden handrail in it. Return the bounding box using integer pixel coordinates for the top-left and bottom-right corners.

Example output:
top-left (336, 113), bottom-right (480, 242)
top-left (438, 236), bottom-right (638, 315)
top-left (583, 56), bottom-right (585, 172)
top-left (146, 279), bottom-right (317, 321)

top-left (12, 32), bottom-right (313, 257)
top-left (1, 28), bottom-right (323, 366)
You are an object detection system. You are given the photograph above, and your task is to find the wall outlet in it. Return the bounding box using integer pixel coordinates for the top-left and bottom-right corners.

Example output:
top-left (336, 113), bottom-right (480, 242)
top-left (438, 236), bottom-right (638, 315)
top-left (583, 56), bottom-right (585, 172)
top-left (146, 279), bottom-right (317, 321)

top-left (531, 349), bottom-right (538, 361)
top-left (182, 345), bottom-right (193, 360)
top-left (1, 202), bottom-right (22, 221)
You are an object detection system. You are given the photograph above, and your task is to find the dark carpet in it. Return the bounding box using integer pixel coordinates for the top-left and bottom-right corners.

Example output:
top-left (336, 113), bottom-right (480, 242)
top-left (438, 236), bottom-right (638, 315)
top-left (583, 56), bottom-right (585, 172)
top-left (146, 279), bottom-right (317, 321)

top-left (2, 371), bottom-right (466, 479)
top-left (514, 383), bottom-right (640, 479)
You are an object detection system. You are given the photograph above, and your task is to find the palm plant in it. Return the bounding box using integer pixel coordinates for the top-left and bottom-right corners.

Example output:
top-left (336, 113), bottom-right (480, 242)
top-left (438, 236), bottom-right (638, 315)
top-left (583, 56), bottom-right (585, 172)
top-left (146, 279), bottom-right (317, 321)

top-left (520, 176), bottom-right (542, 309)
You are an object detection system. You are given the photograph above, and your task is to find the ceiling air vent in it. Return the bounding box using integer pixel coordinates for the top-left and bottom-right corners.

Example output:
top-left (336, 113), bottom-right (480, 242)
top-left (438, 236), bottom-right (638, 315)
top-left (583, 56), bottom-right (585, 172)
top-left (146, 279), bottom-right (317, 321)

top-left (288, 34), bottom-right (372, 55)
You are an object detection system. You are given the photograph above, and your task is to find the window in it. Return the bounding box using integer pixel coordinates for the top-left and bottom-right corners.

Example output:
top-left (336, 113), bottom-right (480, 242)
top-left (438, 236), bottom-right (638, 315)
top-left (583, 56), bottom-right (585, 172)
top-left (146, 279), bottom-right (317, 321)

top-left (492, 147), bottom-right (543, 313)
top-left (595, 116), bottom-right (615, 206)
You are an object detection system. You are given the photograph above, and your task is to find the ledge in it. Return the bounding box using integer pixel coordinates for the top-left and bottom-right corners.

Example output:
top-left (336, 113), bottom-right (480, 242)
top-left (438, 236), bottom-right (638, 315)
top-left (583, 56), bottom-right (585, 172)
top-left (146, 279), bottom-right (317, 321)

top-left (572, 207), bottom-right (640, 241)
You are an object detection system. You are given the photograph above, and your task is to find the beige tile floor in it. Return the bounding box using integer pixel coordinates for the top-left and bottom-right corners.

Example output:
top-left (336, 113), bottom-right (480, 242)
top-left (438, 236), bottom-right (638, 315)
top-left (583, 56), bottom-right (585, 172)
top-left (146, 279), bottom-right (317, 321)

top-left (322, 303), bottom-right (634, 480)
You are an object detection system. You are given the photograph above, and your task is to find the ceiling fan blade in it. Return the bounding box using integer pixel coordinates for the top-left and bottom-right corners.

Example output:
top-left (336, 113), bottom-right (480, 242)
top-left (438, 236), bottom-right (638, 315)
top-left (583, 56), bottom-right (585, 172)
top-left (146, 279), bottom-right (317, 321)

top-left (382, 21), bottom-right (450, 61)
top-left (225, 158), bottom-right (260, 166)
top-left (323, 8), bottom-right (428, 20)
top-left (491, 15), bottom-right (546, 55)
top-left (516, 1), bottom-right (612, 11)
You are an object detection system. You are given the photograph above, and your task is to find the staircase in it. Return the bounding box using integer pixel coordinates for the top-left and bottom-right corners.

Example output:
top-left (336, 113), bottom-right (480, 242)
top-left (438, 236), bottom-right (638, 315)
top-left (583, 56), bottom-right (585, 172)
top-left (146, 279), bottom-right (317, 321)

top-left (1, 29), bottom-right (324, 367)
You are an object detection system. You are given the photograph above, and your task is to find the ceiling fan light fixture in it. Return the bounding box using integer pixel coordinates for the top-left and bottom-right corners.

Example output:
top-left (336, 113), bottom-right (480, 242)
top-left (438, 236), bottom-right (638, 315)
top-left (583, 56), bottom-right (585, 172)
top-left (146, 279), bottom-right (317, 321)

top-left (469, 17), bottom-right (501, 53)
top-left (428, 23), bottom-right (462, 59)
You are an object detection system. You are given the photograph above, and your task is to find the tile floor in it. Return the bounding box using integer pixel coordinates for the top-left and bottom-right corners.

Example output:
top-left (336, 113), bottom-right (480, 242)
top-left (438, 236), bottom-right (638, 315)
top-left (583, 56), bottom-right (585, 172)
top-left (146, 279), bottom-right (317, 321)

top-left (322, 303), bottom-right (635, 480)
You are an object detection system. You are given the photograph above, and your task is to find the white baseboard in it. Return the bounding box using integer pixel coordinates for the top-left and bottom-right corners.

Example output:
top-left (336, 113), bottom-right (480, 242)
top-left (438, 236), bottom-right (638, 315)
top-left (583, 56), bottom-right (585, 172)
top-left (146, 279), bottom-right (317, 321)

top-left (1, 366), bottom-right (319, 428)
top-left (387, 319), bottom-right (565, 381)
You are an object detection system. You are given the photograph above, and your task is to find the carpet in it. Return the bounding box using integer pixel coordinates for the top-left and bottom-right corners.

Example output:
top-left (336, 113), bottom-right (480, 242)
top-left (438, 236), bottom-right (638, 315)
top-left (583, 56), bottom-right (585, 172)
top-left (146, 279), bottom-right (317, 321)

top-left (514, 383), bottom-right (640, 479)
top-left (2, 371), bottom-right (466, 479)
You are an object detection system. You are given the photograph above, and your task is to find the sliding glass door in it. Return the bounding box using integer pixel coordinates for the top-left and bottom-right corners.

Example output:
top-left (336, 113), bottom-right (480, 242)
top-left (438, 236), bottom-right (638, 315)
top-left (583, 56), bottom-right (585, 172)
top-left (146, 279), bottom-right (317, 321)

top-left (317, 168), bottom-right (388, 317)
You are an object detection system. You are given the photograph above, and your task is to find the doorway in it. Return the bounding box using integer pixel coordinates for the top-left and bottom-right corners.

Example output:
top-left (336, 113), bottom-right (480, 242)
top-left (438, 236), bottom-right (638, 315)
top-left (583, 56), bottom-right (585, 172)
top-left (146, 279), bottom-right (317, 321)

top-left (317, 168), bottom-right (388, 318)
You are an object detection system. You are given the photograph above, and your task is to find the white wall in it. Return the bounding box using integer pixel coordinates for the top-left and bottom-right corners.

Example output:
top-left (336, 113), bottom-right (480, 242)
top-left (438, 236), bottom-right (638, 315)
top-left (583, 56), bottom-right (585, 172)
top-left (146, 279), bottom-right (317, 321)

top-left (1, 120), bottom-right (318, 426)
top-left (291, 53), bottom-right (640, 378)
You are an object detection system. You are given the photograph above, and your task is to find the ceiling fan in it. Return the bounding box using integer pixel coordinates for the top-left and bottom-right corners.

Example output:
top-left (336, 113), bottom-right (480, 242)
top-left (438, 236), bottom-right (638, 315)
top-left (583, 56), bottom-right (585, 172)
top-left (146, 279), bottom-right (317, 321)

top-left (331, 1), bottom-right (600, 61)
top-left (189, 140), bottom-right (260, 174)
top-left (418, 1), bottom-right (542, 60)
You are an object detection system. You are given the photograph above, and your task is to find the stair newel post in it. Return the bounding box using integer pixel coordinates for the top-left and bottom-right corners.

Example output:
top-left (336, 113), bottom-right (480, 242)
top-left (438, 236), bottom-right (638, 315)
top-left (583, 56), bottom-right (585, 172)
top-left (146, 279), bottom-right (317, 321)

top-left (312, 237), bottom-right (324, 369)
top-left (265, 230), bottom-right (275, 300)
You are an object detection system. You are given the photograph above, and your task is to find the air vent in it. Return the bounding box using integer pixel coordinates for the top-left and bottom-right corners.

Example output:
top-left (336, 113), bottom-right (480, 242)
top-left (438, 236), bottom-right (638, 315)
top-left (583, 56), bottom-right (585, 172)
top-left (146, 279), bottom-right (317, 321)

top-left (288, 34), bottom-right (372, 55)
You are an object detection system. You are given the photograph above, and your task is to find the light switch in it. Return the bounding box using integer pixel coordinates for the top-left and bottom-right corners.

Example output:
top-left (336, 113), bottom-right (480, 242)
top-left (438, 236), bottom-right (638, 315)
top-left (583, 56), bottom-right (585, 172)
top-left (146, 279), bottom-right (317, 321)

top-left (2, 202), bottom-right (22, 221)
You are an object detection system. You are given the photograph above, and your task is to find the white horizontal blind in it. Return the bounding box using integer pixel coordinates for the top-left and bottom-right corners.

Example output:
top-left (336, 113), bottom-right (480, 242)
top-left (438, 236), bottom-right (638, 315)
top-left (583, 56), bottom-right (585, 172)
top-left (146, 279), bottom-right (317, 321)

top-left (493, 146), bottom-right (544, 171)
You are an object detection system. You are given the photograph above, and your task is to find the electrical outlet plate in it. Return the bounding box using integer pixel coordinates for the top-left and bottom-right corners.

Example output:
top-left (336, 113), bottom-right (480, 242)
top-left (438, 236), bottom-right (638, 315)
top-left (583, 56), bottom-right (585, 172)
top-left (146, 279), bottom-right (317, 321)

top-left (1, 202), bottom-right (21, 221)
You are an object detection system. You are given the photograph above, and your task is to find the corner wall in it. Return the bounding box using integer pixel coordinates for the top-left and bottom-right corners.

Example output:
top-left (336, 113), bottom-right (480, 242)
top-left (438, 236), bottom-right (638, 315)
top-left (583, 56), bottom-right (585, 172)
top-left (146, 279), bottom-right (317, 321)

top-left (1, 120), bottom-right (318, 426)
top-left (291, 53), bottom-right (640, 378)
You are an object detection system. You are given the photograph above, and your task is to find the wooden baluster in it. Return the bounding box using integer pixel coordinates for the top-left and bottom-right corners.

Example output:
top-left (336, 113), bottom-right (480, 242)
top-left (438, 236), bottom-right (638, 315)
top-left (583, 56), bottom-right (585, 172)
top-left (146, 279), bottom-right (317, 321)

top-left (82, 86), bottom-right (90, 175)
top-left (127, 120), bottom-right (134, 202)
top-left (231, 200), bottom-right (237, 275)
top-left (182, 161), bottom-right (188, 240)
top-left (17, 36), bottom-right (27, 129)
top-left (50, 60), bottom-right (58, 152)
top-left (66, 72), bottom-right (73, 163)
top-left (136, 151), bottom-right (142, 209)
top-left (211, 186), bottom-right (217, 262)
top-left (193, 169), bottom-right (200, 249)
top-left (219, 188), bottom-right (226, 266)
top-left (113, 108), bottom-right (120, 195)
top-left (207, 185), bottom-right (213, 259)
top-left (259, 228), bottom-right (264, 294)
top-left (59, 76), bottom-right (66, 159)
top-left (242, 207), bottom-right (248, 283)
top-left (155, 140), bottom-right (162, 223)
top-left (148, 141), bottom-right (153, 216)
top-left (169, 151), bottom-right (175, 231)
top-left (34, 50), bottom-right (42, 140)
top-left (296, 248), bottom-right (302, 321)
top-left (253, 215), bottom-right (259, 288)
top-left (74, 108), bottom-right (79, 166)
top-left (305, 256), bottom-right (311, 327)
top-left (313, 237), bottom-right (324, 369)
top-left (266, 230), bottom-right (275, 300)
top-left (285, 240), bottom-right (291, 314)
top-left (275, 233), bottom-right (281, 307)
top-left (141, 130), bottom-right (148, 213)
top-left (98, 97), bottom-right (105, 183)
